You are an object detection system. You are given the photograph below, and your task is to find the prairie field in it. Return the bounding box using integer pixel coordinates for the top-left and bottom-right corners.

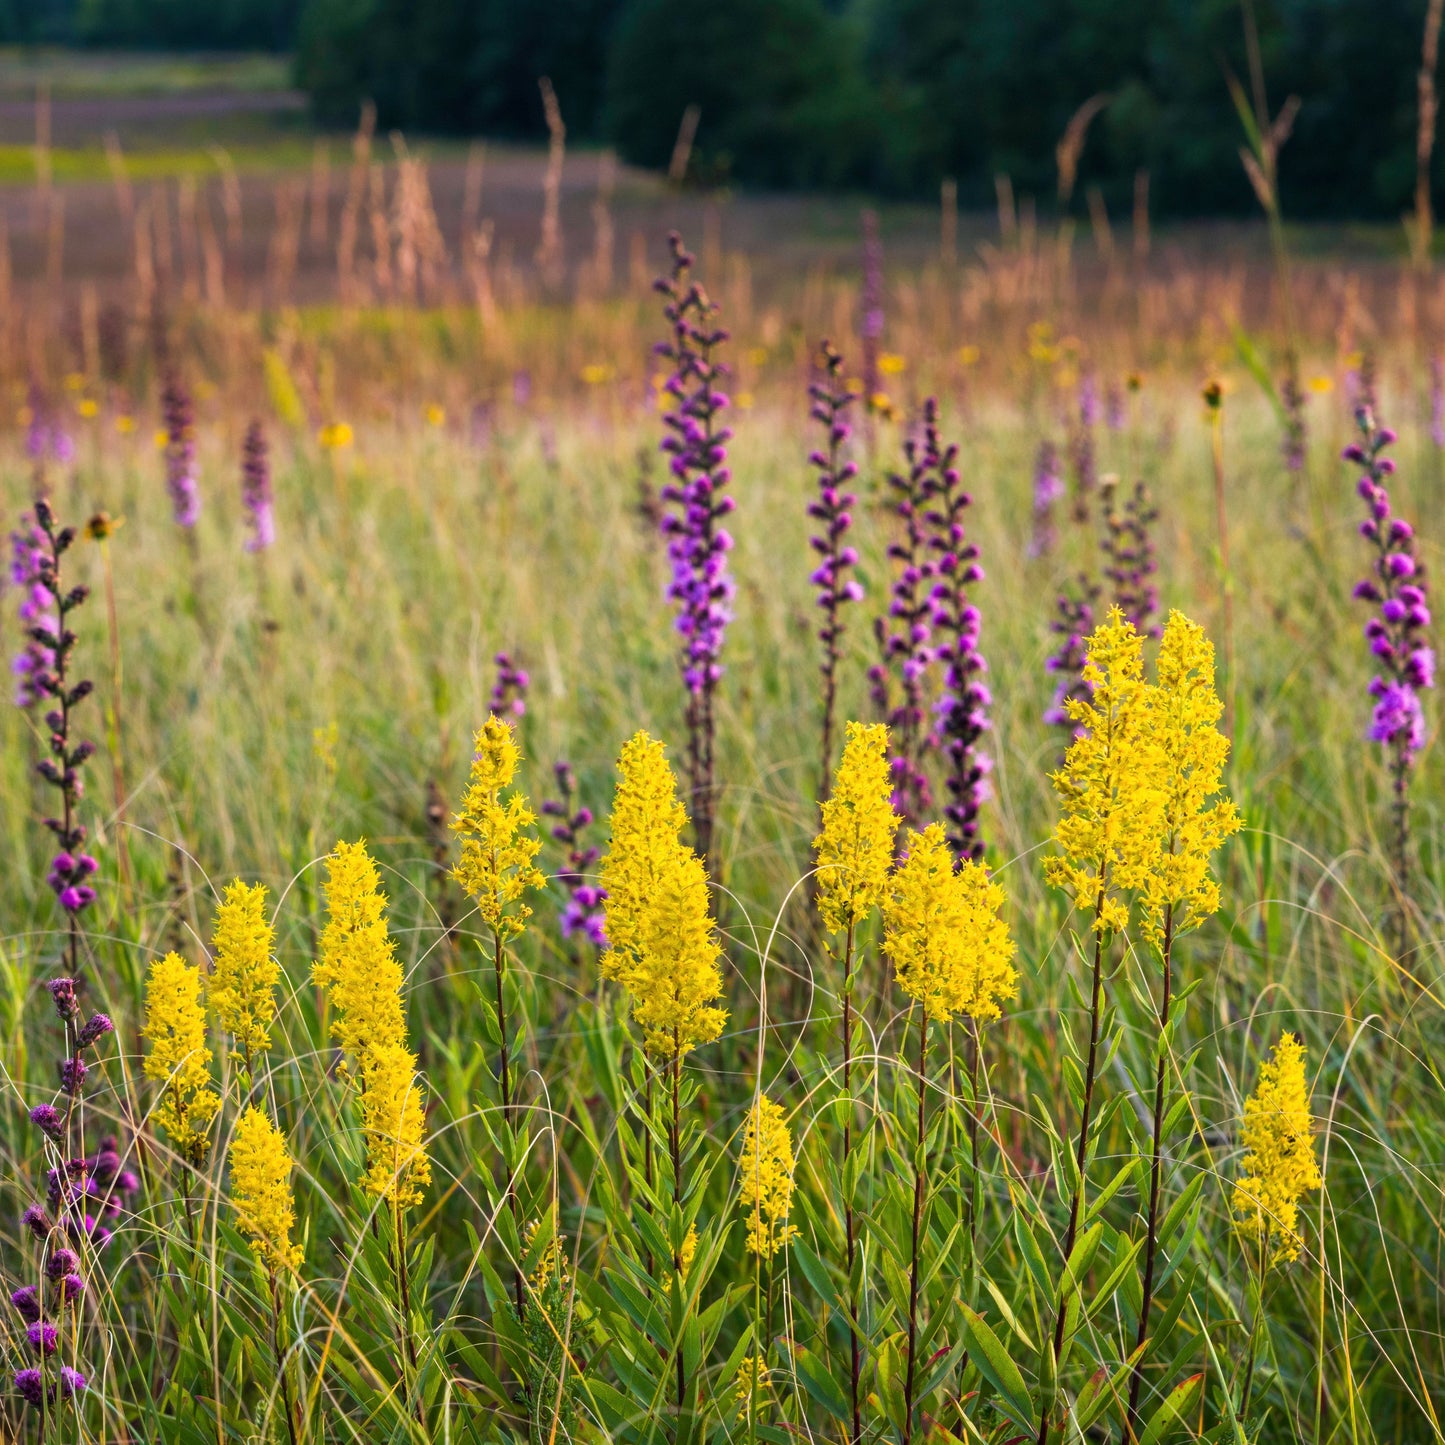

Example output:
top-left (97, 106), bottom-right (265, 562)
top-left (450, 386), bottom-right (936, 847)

top-left (0, 63), bottom-right (1443, 1445)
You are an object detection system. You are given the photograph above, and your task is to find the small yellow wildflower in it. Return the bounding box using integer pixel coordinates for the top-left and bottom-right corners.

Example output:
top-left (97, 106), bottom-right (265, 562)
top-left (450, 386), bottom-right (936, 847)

top-left (745, 346), bottom-right (769, 368)
top-left (85, 512), bottom-right (123, 542)
top-left (735, 391), bottom-right (755, 410)
top-left (580, 363), bottom-right (615, 385)
top-left (957, 344), bottom-right (980, 366)
top-left (1232, 1032), bottom-right (1322, 1263)
top-left (153, 427), bottom-right (168, 450)
top-left (1141, 611), bottom-right (1242, 949)
top-left (424, 403), bottom-right (445, 427)
top-left (451, 715), bottom-right (545, 940)
top-left (878, 352), bottom-right (906, 375)
top-left (143, 952), bottom-right (220, 1163)
top-left (734, 1354), bottom-right (770, 1413)
top-left (1307, 375), bottom-right (1333, 395)
top-left (63, 372), bottom-right (84, 393)
top-left (115, 414), bottom-right (135, 435)
top-left (359, 1040), bottom-right (431, 1210)
top-left (1044, 607), bottom-right (1166, 934)
top-left (311, 840), bottom-right (407, 1064)
top-left (738, 1096), bottom-right (798, 1260)
top-left (814, 721), bottom-right (898, 936)
top-left (884, 824), bottom-right (1018, 1024)
top-left (210, 880), bottom-right (279, 1063)
top-left (77, 398), bottom-right (99, 419)
top-left (318, 421), bottom-right (354, 449)
top-left (229, 1105), bottom-right (303, 1273)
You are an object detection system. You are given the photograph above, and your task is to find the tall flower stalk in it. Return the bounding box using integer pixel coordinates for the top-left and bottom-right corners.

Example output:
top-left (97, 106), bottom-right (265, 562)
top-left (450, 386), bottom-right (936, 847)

top-left (814, 721), bottom-right (898, 1444)
top-left (1027, 440), bottom-right (1065, 560)
top-left (162, 370), bottom-right (201, 532)
top-left (1101, 478), bottom-right (1160, 638)
top-left (241, 420), bottom-right (275, 553)
top-left (542, 761), bottom-right (607, 953)
top-left (808, 340), bottom-right (864, 797)
top-left (655, 231), bottom-right (736, 872)
top-left (1043, 576), bottom-right (1099, 744)
top-left (1038, 609), bottom-right (1163, 1445)
top-left (1123, 612), bottom-right (1240, 1444)
top-left (885, 823), bottom-right (1017, 1445)
top-left (1346, 408), bottom-right (1433, 957)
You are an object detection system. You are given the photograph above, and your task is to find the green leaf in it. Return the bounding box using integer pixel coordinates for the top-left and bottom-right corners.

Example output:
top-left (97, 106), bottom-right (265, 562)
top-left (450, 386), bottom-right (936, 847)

top-left (961, 1304), bottom-right (1034, 1432)
top-left (1138, 1372), bottom-right (1204, 1445)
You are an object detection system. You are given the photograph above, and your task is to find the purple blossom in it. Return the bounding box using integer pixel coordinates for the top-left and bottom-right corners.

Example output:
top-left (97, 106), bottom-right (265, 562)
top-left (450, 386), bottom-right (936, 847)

top-left (1027, 440), bottom-right (1064, 560)
top-left (21, 1205), bottom-right (51, 1239)
top-left (871, 399), bottom-right (953, 830)
top-left (76, 1013), bottom-right (113, 1049)
top-left (30, 1105), bottom-right (63, 1143)
top-left (241, 419), bottom-right (274, 553)
top-left (489, 651), bottom-right (529, 719)
top-left (27, 1322), bottom-right (58, 1356)
top-left (58, 1057), bottom-right (87, 1095)
top-left (1102, 479), bottom-right (1160, 637)
top-left (10, 1286), bottom-right (39, 1323)
top-left (14, 1368), bottom-right (45, 1407)
top-left (46, 977), bottom-right (79, 1021)
top-left (1069, 377), bottom-right (1098, 523)
top-left (807, 340), bottom-right (863, 792)
top-left (162, 371), bottom-right (200, 529)
top-left (921, 414), bottom-right (990, 862)
top-left (8, 512), bottom-right (54, 708)
top-left (58, 1273), bottom-right (84, 1305)
top-left (541, 762), bottom-right (607, 951)
top-left (58, 1367), bottom-right (85, 1399)
top-left (655, 230), bottom-right (734, 865)
top-left (1281, 370), bottom-right (1307, 474)
top-left (45, 1249), bottom-right (79, 1281)
top-left (1044, 577), bottom-right (1101, 739)
top-left (25, 382), bottom-right (74, 470)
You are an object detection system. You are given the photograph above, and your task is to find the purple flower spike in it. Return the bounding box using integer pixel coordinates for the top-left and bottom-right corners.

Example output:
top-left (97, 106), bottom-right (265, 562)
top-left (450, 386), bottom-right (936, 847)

top-left (76, 1014), bottom-right (114, 1050)
top-left (1069, 375), bottom-right (1098, 523)
top-left (489, 652), bottom-right (529, 719)
top-left (59, 1274), bottom-right (84, 1305)
top-left (1102, 479), bottom-right (1160, 638)
top-left (45, 977), bottom-right (79, 1020)
top-left (542, 761), bottom-right (607, 951)
top-left (45, 1249), bottom-right (79, 1281)
top-left (7, 512), bottom-right (54, 709)
top-left (30, 1105), bottom-right (63, 1143)
top-left (241, 419), bottom-right (275, 553)
top-left (1027, 440), bottom-right (1065, 560)
top-left (58, 1366), bottom-right (85, 1399)
top-left (162, 371), bottom-right (201, 529)
top-left (59, 1057), bottom-right (87, 1095)
top-left (808, 340), bottom-right (863, 793)
top-left (27, 1322), bottom-right (58, 1356)
top-left (1044, 578), bottom-right (1101, 744)
top-left (10, 1286), bottom-right (40, 1323)
top-left (654, 230), bottom-right (734, 864)
top-left (22, 1205), bottom-right (51, 1239)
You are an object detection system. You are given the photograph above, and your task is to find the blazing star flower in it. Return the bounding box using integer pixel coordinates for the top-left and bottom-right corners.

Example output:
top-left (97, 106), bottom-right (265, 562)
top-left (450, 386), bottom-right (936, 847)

top-left (1233, 1031), bottom-right (1322, 1263)
top-left (240, 419), bottom-right (274, 552)
top-left (542, 761), bottom-right (607, 950)
top-left (489, 651), bottom-right (529, 718)
top-left (162, 371), bottom-right (200, 529)
top-left (1102, 478), bottom-right (1160, 637)
top-left (1027, 440), bottom-right (1065, 559)
top-left (7, 512), bottom-right (53, 708)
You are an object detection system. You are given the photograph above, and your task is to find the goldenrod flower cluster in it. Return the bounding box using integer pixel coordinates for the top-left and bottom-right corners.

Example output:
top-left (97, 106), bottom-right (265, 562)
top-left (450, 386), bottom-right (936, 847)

top-left (884, 824), bottom-right (1018, 1024)
top-left (1045, 607), bottom-right (1167, 934)
top-left (312, 840), bottom-right (429, 1210)
top-left (734, 1354), bottom-right (771, 1412)
top-left (143, 951), bottom-right (221, 1163)
top-left (451, 715), bottom-right (545, 940)
top-left (358, 1040), bottom-right (432, 1209)
top-left (229, 1105), bottom-right (303, 1273)
top-left (738, 1096), bottom-right (799, 1260)
top-left (600, 733), bottom-right (726, 1059)
top-left (210, 880), bottom-right (279, 1063)
top-left (1141, 611), bottom-right (1243, 948)
top-left (814, 721), bottom-right (899, 936)
top-left (1233, 1031), bottom-right (1323, 1264)
top-left (312, 840), bottom-right (407, 1062)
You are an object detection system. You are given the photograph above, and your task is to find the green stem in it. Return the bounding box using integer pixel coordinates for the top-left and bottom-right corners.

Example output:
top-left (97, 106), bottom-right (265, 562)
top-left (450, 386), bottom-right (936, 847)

top-left (902, 1005), bottom-right (929, 1445)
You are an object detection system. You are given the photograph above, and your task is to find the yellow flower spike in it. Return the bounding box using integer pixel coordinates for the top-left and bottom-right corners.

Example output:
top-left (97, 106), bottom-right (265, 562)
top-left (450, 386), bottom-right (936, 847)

top-left (359, 1040), bottom-right (431, 1210)
top-left (143, 952), bottom-right (221, 1163)
top-left (1232, 1032), bottom-right (1322, 1263)
top-left (1141, 612), bottom-right (1243, 949)
top-left (210, 880), bottom-right (279, 1065)
top-left (229, 1106), bottom-right (303, 1273)
top-left (1044, 607), bottom-right (1166, 933)
top-left (311, 840), bottom-right (407, 1064)
top-left (451, 714), bottom-right (545, 940)
top-left (738, 1096), bottom-right (798, 1260)
top-left (884, 823), bottom-right (1017, 1024)
top-left (814, 721), bottom-right (898, 936)
top-left (600, 732), bottom-right (726, 1059)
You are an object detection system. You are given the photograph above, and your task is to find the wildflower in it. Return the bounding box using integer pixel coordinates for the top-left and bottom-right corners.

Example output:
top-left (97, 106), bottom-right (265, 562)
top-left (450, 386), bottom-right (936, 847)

top-left (143, 952), bottom-right (220, 1163)
top-left (738, 1096), bottom-right (798, 1260)
top-left (424, 403), bottom-right (445, 426)
top-left (229, 1105), bottom-right (303, 1273)
top-left (10, 1287), bottom-right (39, 1323)
top-left (450, 715), bottom-right (545, 940)
top-left (85, 511), bottom-right (122, 542)
top-left (14, 1368), bottom-right (45, 1406)
top-left (879, 352), bottom-right (906, 375)
top-left (161, 371), bottom-right (200, 528)
top-left (1141, 612), bottom-right (1242, 946)
top-left (1069, 373), bottom-right (1099, 521)
top-left (580, 363), bottom-right (614, 385)
top-left (30, 1105), bottom-right (63, 1144)
top-left (541, 761), bottom-right (608, 950)
top-left (359, 1040), bottom-right (431, 1209)
top-left (599, 732), bottom-right (688, 968)
top-left (318, 421), bottom-right (354, 449)
top-left (115, 415), bottom-right (135, 435)
top-left (734, 1354), bottom-right (770, 1411)
top-left (814, 721), bottom-right (898, 936)
top-left (1281, 370), bottom-right (1307, 473)
top-left (1232, 1032), bottom-right (1322, 1263)
top-left (1101, 478), bottom-right (1160, 638)
top-left (210, 880), bottom-right (279, 1063)
top-left (311, 840), bottom-right (407, 1064)
top-left (655, 230), bottom-right (736, 864)
top-left (7, 510), bottom-right (53, 709)
top-left (1044, 608), bottom-right (1165, 934)
top-left (600, 733), bottom-right (726, 1057)
top-left (488, 651), bottom-right (529, 718)
top-left (57, 1367), bottom-right (84, 1399)
top-left (808, 339), bottom-right (864, 788)
top-left (884, 823), bottom-right (1017, 1023)
top-left (240, 419), bottom-right (274, 553)
top-left (1027, 440), bottom-right (1065, 559)
top-left (27, 1322), bottom-right (58, 1355)
top-left (1044, 576), bottom-right (1100, 740)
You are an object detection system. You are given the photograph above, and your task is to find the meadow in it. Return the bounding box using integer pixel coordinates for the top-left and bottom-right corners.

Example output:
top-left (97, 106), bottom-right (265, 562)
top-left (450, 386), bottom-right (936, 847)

top-left (0, 88), bottom-right (1443, 1445)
